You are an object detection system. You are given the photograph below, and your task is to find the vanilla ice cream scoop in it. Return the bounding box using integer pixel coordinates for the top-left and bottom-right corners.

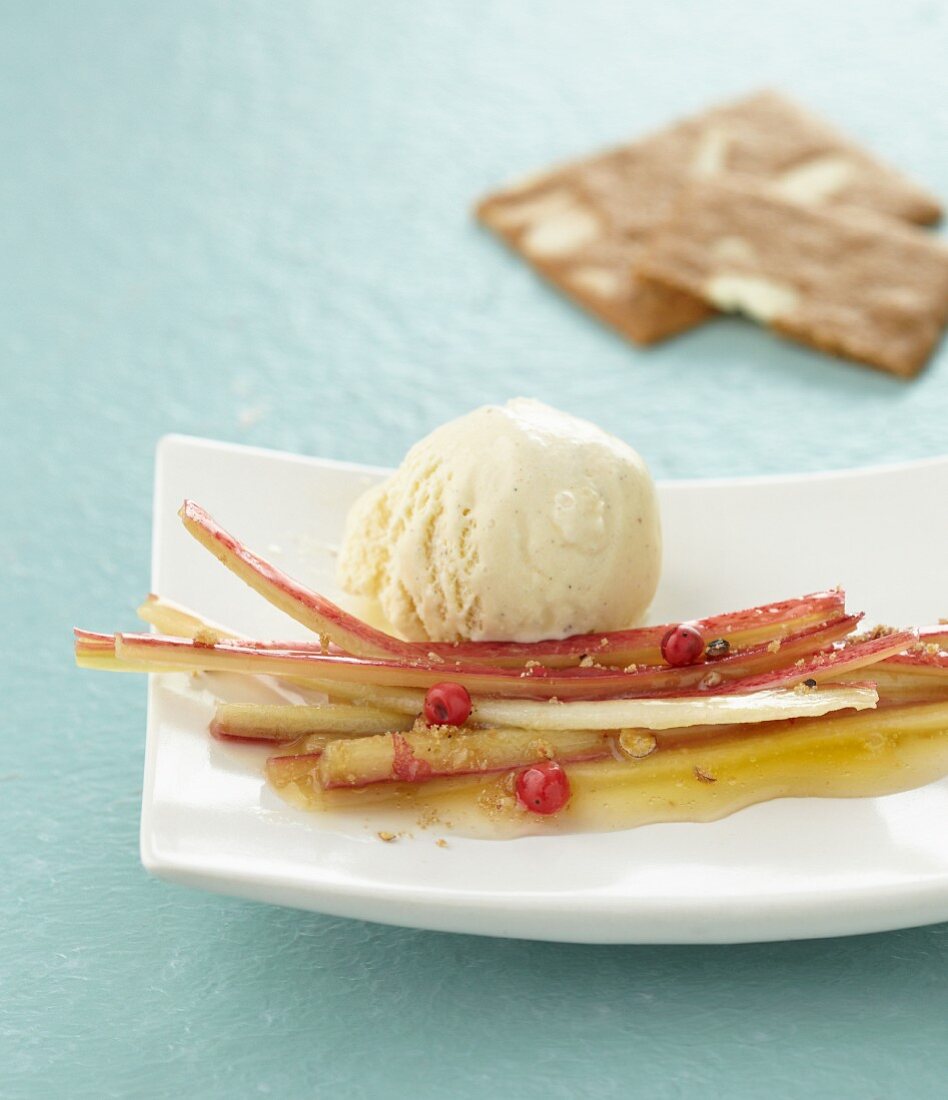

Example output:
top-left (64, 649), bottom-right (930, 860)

top-left (336, 398), bottom-right (661, 642)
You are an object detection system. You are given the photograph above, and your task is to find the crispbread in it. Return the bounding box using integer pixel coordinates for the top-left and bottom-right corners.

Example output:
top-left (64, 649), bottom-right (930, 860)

top-left (476, 90), bottom-right (942, 345)
top-left (637, 176), bottom-right (948, 376)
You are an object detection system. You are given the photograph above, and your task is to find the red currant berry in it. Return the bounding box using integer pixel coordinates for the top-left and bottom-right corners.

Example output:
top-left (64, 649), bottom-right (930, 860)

top-left (515, 761), bottom-right (571, 815)
top-left (660, 624), bottom-right (705, 667)
top-left (423, 681), bottom-right (472, 727)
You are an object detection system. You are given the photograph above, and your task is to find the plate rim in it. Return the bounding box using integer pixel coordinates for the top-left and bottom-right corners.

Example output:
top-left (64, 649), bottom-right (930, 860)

top-left (153, 430), bottom-right (948, 489)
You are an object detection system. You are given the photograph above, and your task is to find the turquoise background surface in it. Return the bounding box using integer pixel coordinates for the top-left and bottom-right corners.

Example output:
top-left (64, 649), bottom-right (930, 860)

top-left (3, 1), bottom-right (948, 1096)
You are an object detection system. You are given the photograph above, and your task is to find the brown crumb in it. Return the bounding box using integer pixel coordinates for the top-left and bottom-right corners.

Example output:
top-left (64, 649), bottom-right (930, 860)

top-left (863, 624), bottom-right (898, 641)
top-left (694, 766), bottom-right (717, 784)
top-left (619, 730), bottom-right (657, 759)
top-left (377, 831), bottom-right (398, 843)
top-left (435, 838), bottom-right (449, 849)
top-left (623, 663), bottom-right (639, 674)
top-left (579, 655), bottom-right (595, 668)
top-left (192, 627), bottom-right (221, 648)
top-left (767, 639), bottom-right (782, 654)
top-left (476, 785), bottom-right (516, 816)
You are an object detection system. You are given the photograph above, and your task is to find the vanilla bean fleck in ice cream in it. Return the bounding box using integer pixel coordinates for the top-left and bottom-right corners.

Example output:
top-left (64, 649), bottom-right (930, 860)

top-left (337, 399), bottom-right (661, 643)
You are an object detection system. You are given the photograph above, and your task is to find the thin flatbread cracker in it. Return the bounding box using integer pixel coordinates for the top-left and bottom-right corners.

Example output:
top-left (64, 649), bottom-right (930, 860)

top-left (638, 176), bottom-right (948, 376)
top-left (476, 90), bottom-right (941, 345)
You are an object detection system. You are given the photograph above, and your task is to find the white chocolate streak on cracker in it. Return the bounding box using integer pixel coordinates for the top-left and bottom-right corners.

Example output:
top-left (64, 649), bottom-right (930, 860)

top-left (565, 266), bottom-right (622, 299)
top-left (521, 203), bottom-right (601, 258)
top-left (773, 155), bottom-right (856, 204)
top-left (706, 274), bottom-right (799, 323)
top-left (483, 188), bottom-right (574, 230)
top-left (711, 236), bottom-right (757, 264)
top-left (692, 126), bottom-right (732, 177)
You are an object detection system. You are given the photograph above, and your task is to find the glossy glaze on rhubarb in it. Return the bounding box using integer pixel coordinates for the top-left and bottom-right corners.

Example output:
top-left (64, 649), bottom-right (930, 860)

top-left (265, 700), bottom-right (948, 839)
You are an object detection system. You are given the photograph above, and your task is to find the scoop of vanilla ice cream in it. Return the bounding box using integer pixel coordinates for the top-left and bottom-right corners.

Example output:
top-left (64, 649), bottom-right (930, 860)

top-left (336, 399), bottom-right (661, 643)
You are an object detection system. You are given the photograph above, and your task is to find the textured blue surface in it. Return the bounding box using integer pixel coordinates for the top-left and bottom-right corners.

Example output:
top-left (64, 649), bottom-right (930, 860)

top-left (3, 1), bottom-right (948, 1096)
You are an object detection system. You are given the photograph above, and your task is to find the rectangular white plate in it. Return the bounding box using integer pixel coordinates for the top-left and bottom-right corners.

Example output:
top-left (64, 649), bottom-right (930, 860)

top-left (141, 435), bottom-right (948, 943)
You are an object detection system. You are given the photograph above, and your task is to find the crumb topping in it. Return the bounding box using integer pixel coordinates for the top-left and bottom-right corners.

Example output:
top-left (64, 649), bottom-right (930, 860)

top-left (619, 730), bottom-right (658, 759)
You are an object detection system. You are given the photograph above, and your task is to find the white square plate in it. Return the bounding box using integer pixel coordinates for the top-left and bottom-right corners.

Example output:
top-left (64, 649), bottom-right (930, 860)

top-left (141, 436), bottom-right (948, 943)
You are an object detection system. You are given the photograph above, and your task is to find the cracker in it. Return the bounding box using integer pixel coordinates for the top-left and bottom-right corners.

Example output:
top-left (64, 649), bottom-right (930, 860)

top-left (637, 176), bottom-right (948, 376)
top-left (476, 90), bottom-right (941, 345)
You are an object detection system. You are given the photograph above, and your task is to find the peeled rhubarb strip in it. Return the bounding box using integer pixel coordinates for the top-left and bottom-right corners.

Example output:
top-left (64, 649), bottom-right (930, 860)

top-left (140, 593), bottom-right (351, 653)
top-left (424, 590), bottom-right (849, 668)
top-left (220, 609), bottom-right (856, 667)
top-left (857, 672), bottom-right (948, 705)
top-left (75, 629), bottom-right (120, 654)
top-left (251, 590), bottom-right (849, 672)
top-left (179, 500), bottom-right (413, 659)
top-left (74, 630), bottom-right (181, 674)
top-left (882, 652), bottom-right (948, 671)
top-left (179, 502), bottom-right (848, 667)
top-left (176, 505), bottom-right (850, 668)
top-left (265, 734), bottom-right (337, 756)
top-left (471, 685), bottom-right (877, 730)
top-left (711, 630), bottom-right (915, 696)
top-left (211, 701), bottom-right (410, 742)
top-left (137, 595), bottom-right (334, 692)
top-left (111, 631), bottom-right (668, 700)
top-left (236, 607), bottom-right (859, 676)
top-left (137, 594), bottom-right (241, 640)
top-left (268, 700), bottom-right (948, 831)
top-left (289, 680), bottom-right (424, 712)
top-left (210, 685), bottom-right (877, 743)
top-left (314, 727), bottom-right (612, 789)
top-left (110, 614), bottom-right (867, 702)
top-left (81, 631), bottom-right (428, 711)
top-left (849, 650), bottom-right (948, 704)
